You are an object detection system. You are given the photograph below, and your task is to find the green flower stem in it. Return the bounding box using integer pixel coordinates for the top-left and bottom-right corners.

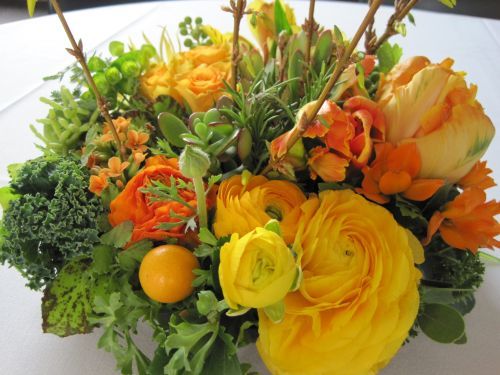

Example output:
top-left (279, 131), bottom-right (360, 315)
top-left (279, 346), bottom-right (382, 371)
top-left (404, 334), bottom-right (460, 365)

top-left (193, 176), bottom-right (208, 229)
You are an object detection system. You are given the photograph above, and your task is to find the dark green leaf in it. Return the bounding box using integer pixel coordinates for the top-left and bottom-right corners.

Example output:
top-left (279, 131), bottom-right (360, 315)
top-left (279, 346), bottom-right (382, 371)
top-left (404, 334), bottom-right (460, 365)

top-left (92, 245), bottom-right (116, 274)
top-left (148, 346), bottom-right (168, 375)
top-left (453, 295), bottom-right (476, 315)
top-left (376, 42), bottom-right (403, 73)
top-left (117, 240), bottom-right (153, 271)
top-left (454, 332), bottom-right (467, 344)
top-left (418, 303), bottom-right (465, 343)
top-left (203, 336), bottom-right (242, 375)
top-left (100, 221), bottom-right (133, 248)
top-left (42, 257), bottom-right (95, 337)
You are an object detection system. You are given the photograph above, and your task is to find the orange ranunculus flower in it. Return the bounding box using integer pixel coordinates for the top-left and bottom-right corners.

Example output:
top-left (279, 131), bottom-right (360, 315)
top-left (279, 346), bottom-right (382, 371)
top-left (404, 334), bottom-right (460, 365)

top-left (271, 96), bottom-right (385, 182)
top-left (425, 188), bottom-right (500, 253)
top-left (458, 160), bottom-right (496, 191)
top-left (257, 190), bottom-right (422, 375)
top-left (173, 61), bottom-right (230, 112)
top-left (358, 142), bottom-right (444, 204)
top-left (377, 56), bottom-right (495, 182)
top-left (213, 174), bottom-right (306, 244)
top-left (109, 157), bottom-right (210, 244)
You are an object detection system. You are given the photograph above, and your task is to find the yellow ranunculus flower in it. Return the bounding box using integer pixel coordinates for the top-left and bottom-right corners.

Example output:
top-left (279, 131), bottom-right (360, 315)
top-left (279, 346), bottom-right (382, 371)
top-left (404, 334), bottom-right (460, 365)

top-left (219, 228), bottom-right (296, 309)
top-left (257, 190), bottom-right (422, 375)
top-left (377, 56), bottom-right (495, 182)
top-left (213, 175), bottom-right (306, 244)
top-left (248, 0), bottom-right (297, 54)
top-left (173, 61), bottom-right (230, 112)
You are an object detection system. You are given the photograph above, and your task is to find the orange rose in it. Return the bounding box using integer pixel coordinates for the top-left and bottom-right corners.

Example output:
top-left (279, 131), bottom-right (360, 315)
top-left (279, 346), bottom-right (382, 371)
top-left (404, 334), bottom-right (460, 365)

top-left (109, 157), bottom-right (210, 244)
top-left (185, 43), bottom-right (230, 66)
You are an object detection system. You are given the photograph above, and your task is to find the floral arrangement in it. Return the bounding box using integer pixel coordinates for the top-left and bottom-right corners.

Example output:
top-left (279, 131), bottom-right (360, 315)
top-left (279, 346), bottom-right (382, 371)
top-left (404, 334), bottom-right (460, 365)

top-left (1, 0), bottom-right (499, 374)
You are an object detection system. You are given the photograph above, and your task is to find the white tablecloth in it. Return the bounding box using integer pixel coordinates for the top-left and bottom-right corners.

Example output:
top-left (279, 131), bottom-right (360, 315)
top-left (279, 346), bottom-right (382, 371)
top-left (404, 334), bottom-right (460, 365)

top-left (0, 1), bottom-right (499, 374)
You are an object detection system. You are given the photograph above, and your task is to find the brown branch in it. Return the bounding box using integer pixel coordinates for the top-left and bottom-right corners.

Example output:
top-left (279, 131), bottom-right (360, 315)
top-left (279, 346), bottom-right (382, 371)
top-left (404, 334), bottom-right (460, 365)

top-left (304, 0), bottom-right (317, 65)
top-left (263, 0), bottom-right (384, 175)
top-left (223, 0), bottom-right (248, 90)
top-left (366, 0), bottom-right (420, 54)
top-left (49, 0), bottom-right (126, 160)
top-left (364, 0), bottom-right (377, 52)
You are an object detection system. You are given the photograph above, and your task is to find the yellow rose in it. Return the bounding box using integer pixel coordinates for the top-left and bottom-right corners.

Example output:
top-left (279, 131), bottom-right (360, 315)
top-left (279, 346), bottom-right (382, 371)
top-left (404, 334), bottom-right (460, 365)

top-left (248, 0), bottom-right (297, 54)
top-left (213, 175), bottom-right (306, 244)
top-left (173, 61), bottom-right (230, 112)
top-left (257, 190), bottom-right (422, 375)
top-left (185, 43), bottom-right (231, 66)
top-left (377, 56), bottom-right (495, 182)
top-left (140, 63), bottom-right (180, 102)
top-left (219, 228), bottom-right (296, 309)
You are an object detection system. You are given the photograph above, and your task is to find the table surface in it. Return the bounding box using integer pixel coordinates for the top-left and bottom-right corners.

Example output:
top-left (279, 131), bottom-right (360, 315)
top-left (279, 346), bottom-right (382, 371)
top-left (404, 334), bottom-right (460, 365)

top-left (0, 1), bottom-right (499, 374)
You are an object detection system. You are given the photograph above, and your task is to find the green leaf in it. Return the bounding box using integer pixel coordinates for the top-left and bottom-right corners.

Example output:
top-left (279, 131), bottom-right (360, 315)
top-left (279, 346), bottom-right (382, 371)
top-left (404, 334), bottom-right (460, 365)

top-left (203, 336), bottom-right (242, 375)
top-left (92, 245), bottom-right (116, 274)
top-left (100, 221), bottom-right (133, 248)
top-left (263, 300), bottom-right (285, 323)
top-left (42, 257), bottom-right (95, 337)
top-left (0, 186), bottom-right (19, 210)
top-left (418, 303), bottom-right (465, 343)
top-left (158, 112), bottom-right (189, 148)
top-left (408, 12), bottom-right (416, 26)
top-left (287, 50), bottom-right (305, 101)
top-left (313, 30), bottom-right (334, 74)
top-left (117, 240), bottom-right (153, 271)
top-left (27, 0), bottom-right (38, 17)
top-left (196, 290), bottom-right (219, 317)
top-left (274, 0), bottom-right (292, 35)
top-left (376, 42), bottom-right (403, 73)
top-left (439, 0), bottom-right (457, 8)
top-left (198, 227), bottom-right (218, 246)
top-left (148, 346), bottom-right (168, 375)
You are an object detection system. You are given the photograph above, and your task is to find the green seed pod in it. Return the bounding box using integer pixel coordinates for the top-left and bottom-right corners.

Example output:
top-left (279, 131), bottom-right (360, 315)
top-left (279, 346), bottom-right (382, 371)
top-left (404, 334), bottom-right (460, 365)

top-left (93, 73), bottom-right (110, 95)
top-left (192, 29), bottom-right (200, 39)
top-left (88, 56), bottom-right (106, 72)
top-left (109, 41), bottom-right (125, 57)
top-left (180, 28), bottom-right (188, 36)
top-left (121, 60), bottom-right (141, 78)
top-left (104, 66), bottom-right (122, 85)
top-left (184, 16), bottom-right (192, 24)
top-left (141, 44), bottom-right (157, 59)
top-left (195, 17), bottom-right (203, 25)
top-left (184, 39), bottom-right (193, 48)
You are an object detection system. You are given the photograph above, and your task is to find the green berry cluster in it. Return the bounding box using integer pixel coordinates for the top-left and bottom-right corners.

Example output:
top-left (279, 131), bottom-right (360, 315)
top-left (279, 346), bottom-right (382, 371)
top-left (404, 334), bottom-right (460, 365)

top-left (86, 41), bottom-right (157, 107)
top-left (178, 16), bottom-right (211, 49)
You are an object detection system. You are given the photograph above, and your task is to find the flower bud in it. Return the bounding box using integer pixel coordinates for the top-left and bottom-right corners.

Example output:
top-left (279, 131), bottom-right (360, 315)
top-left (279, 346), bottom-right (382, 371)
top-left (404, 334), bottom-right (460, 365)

top-left (179, 145), bottom-right (210, 179)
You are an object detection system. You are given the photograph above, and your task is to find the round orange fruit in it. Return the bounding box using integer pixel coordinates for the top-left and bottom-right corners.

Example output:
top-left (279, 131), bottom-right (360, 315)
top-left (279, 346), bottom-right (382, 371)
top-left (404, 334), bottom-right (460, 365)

top-left (139, 245), bottom-right (200, 303)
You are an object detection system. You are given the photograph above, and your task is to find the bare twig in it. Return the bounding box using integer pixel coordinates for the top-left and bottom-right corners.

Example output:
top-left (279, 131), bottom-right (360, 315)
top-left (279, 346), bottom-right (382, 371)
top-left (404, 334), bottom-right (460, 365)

top-left (49, 0), bottom-right (126, 160)
top-left (263, 0), bottom-right (384, 174)
top-left (366, 0), bottom-right (420, 54)
top-left (304, 0), bottom-right (317, 65)
top-left (223, 0), bottom-right (249, 90)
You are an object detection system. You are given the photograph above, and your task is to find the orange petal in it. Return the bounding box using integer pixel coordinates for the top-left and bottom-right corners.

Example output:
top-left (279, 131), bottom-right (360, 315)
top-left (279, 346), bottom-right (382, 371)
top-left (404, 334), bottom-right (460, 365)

top-left (458, 160), bottom-right (496, 191)
top-left (423, 211), bottom-right (445, 246)
top-left (440, 224), bottom-right (479, 254)
top-left (379, 170), bottom-right (412, 195)
top-left (387, 143), bottom-right (421, 178)
top-left (324, 119), bottom-right (354, 158)
top-left (402, 179), bottom-right (444, 201)
top-left (442, 188), bottom-right (486, 219)
top-left (308, 147), bottom-right (349, 182)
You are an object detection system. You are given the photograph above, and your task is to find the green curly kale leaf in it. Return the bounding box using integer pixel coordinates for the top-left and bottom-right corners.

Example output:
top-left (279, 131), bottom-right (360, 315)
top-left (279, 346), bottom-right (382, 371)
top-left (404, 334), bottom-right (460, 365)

top-left (0, 156), bottom-right (103, 290)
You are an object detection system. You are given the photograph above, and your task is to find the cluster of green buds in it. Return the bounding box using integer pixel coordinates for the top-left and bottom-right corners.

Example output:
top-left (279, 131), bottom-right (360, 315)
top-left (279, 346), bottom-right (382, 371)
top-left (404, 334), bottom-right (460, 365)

top-left (157, 98), bottom-right (252, 175)
top-left (178, 16), bottom-right (211, 49)
top-left (85, 41), bottom-right (157, 107)
top-left (31, 86), bottom-right (99, 156)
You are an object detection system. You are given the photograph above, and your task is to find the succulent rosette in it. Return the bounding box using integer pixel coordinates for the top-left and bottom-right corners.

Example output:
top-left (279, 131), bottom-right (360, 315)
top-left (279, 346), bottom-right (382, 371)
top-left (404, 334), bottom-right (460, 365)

top-left (1, 1), bottom-right (498, 375)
